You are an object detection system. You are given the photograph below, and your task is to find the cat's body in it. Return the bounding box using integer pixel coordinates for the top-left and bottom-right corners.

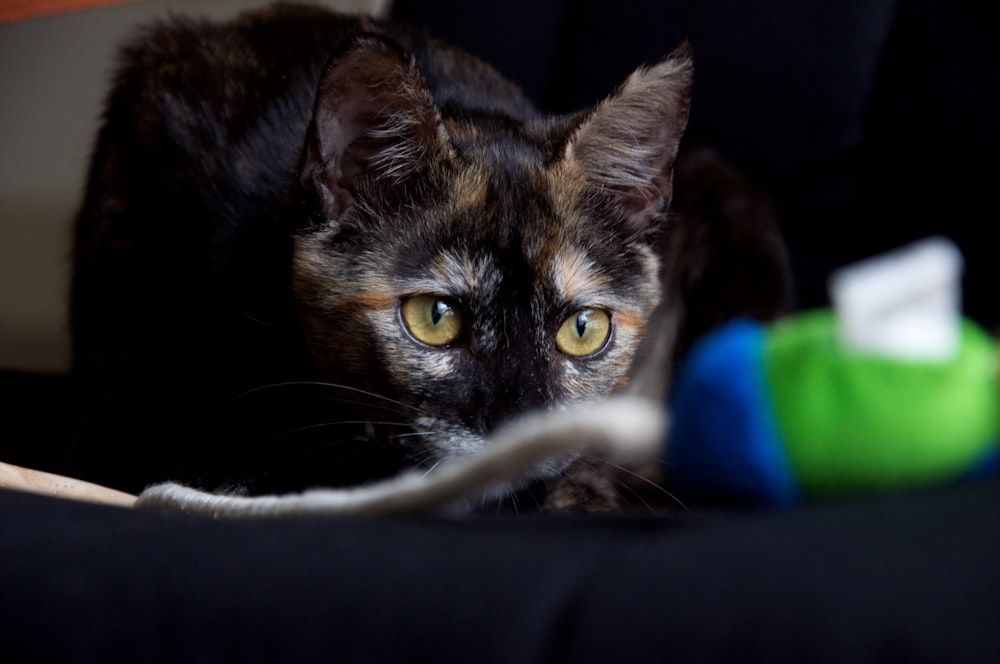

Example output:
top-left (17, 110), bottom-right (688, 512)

top-left (70, 3), bottom-right (788, 510)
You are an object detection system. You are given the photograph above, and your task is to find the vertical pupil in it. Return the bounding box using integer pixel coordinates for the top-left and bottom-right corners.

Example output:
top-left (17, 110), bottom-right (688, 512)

top-left (575, 311), bottom-right (589, 338)
top-left (431, 300), bottom-right (447, 326)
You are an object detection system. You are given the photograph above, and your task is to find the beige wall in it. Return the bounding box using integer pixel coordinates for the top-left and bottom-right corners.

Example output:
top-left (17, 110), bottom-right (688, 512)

top-left (0, 0), bottom-right (390, 374)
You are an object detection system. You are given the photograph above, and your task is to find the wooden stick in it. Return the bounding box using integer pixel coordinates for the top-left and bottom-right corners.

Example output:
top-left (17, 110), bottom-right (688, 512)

top-left (0, 461), bottom-right (136, 507)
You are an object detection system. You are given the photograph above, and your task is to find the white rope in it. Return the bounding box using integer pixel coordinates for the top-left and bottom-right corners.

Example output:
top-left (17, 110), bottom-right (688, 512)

top-left (136, 396), bottom-right (667, 518)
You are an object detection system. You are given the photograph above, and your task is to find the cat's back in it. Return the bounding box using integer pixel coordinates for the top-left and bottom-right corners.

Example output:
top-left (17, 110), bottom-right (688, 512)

top-left (76, 3), bottom-right (540, 263)
top-left (99, 3), bottom-right (535, 161)
top-left (98, 5), bottom-right (359, 168)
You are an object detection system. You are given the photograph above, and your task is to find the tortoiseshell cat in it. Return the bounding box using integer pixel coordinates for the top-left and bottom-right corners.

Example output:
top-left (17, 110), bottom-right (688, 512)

top-left (69, 2), bottom-right (789, 510)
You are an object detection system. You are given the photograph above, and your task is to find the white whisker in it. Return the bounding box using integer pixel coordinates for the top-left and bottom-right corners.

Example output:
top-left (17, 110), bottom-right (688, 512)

top-left (582, 452), bottom-right (688, 513)
top-left (420, 460), bottom-right (443, 479)
top-left (235, 381), bottom-right (420, 413)
top-left (392, 431), bottom-right (436, 440)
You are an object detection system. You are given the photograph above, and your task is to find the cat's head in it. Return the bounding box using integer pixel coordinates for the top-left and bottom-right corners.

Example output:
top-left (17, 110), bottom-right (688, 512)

top-left (292, 34), bottom-right (691, 471)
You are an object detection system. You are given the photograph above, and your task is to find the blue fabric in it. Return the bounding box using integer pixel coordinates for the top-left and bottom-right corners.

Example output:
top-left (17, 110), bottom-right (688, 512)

top-left (965, 444), bottom-right (1000, 482)
top-left (667, 319), bottom-right (798, 506)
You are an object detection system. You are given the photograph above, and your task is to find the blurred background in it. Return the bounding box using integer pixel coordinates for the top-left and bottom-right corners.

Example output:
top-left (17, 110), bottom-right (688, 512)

top-left (0, 0), bottom-right (389, 376)
top-left (2, 0), bottom-right (998, 379)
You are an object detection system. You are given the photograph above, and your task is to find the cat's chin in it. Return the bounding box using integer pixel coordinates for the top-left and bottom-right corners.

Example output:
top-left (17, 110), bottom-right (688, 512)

top-left (413, 418), bottom-right (581, 482)
top-left (450, 453), bottom-right (583, 511)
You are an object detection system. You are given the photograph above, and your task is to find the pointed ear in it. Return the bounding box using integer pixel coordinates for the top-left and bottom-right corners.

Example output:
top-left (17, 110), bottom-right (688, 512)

top-left (301, 34), bottom-right (449, 219)
top-left (564, 46), bottom-right (692, 235)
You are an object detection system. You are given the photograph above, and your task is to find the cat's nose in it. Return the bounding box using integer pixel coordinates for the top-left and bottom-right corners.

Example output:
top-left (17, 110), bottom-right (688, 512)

top-left (473, 375), bottom-right (549, 434)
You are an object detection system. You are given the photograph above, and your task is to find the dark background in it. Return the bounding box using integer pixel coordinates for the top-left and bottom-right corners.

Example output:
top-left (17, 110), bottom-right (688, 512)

top-left (394, 0), bottom-right (1000, 325)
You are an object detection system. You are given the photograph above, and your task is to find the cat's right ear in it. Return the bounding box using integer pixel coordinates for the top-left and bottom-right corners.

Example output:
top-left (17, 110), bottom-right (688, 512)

top-left (562, 46), bottom-right (693, 237)
top-left (301, 34), bottom-right (450, 219)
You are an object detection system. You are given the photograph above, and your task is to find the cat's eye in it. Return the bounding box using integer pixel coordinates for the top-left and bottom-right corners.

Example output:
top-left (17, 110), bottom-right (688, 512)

top-left (400, 295), bottom-right (464, 347)
top-left (555, 309), bottom-right (611, 357)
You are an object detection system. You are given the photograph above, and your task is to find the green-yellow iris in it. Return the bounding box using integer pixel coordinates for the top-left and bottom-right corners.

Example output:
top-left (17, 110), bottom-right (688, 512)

top-left (556, 309), bottom-right (611, 356)
top-left (401, 295), bottom-right (463, 346)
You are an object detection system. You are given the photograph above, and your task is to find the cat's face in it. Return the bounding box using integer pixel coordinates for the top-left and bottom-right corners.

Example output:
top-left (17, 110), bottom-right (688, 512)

top-left (293, 35), bottom-right (691, 470)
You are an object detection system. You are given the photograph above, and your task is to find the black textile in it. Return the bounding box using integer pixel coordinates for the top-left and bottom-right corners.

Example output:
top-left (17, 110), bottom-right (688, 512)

top-left (4, 484), bottom-right (999, 662)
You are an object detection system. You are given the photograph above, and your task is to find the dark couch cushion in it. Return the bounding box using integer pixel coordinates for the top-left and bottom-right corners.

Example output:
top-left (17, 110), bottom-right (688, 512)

top-left (4, 484), bottom-right (999, 661)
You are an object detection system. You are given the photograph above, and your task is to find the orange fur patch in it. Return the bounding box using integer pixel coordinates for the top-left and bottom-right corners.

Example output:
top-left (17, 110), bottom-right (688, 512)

top-left (352, 292), bottom-right (396, 309)
top-left (449, 168), bottom-right (489, 214)
top-left (615, 310), bottom-right (645, 332)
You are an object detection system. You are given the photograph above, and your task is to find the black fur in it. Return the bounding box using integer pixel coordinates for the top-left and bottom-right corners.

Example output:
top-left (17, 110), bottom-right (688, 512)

top-left (69, 2), bottom-right (786, 510)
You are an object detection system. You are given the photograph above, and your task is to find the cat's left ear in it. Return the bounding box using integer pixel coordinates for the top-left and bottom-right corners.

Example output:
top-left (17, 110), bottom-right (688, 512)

top-left (301, 33), bottom-right (450, 219)
top-left (563, 46), bottom-right (693, 235)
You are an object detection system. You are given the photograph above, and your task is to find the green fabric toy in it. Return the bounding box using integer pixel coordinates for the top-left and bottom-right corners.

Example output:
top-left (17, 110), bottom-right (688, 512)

top-left (666, 238), bottom-right (1000, 505)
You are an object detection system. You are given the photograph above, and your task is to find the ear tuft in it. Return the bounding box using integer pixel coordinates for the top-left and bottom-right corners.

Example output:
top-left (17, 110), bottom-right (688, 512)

top-left (565, 47), bottom-right (693, 234)
top-left (301, 34), bottom-right (448, 219)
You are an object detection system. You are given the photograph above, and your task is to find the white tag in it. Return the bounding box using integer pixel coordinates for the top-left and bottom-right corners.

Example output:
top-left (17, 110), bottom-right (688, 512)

top-left (828, 236), bottom-right (964, 360)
